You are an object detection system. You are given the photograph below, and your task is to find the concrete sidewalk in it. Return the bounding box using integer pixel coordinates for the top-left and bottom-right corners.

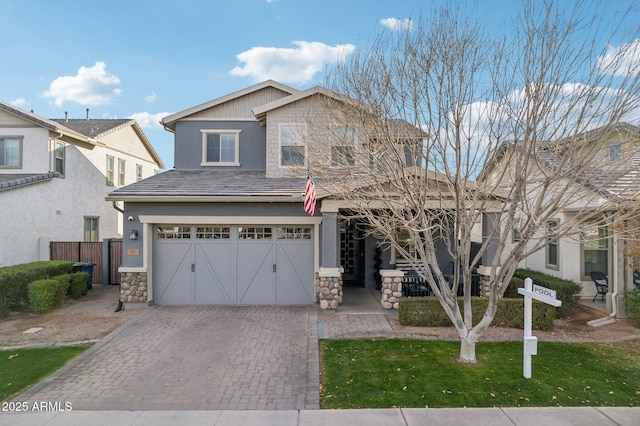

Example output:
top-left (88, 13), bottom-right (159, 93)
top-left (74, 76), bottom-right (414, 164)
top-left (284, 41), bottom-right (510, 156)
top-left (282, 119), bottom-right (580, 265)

top-left (1, 407), bottom-right (639, 425)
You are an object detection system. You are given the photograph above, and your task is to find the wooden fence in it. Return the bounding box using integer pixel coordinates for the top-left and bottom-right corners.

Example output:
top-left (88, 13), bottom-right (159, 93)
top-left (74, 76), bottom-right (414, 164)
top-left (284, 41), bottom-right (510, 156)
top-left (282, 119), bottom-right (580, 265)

top-left (50, 239), bottom-right (122, 284)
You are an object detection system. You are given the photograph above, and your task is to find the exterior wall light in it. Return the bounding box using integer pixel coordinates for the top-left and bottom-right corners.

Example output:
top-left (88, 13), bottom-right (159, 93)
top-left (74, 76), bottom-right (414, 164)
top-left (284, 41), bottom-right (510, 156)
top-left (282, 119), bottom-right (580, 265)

top-left (129, 230), bottom-right (139, 240)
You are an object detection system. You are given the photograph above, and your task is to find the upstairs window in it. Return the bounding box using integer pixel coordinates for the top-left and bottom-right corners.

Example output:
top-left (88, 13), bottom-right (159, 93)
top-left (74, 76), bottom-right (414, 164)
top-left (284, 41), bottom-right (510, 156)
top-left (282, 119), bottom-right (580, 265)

top-left (280, 124), bottom-right (306, 167)
top-left (0, 137), bottom-right (22, 168)
top-left (136, 164), bottom-right (143, 181)
top-left (331, 126), bottom-right (355, 165)
top-left (106, 156), bottom-right (115, 186)
top-left (546, 220), bottom-right (559, 270)
top-left (118, 159), bottom-right (126, 186)
top-left (54, 141), bottom-right (65, 175)
top-left (609, 145), bottom-right (621, 161)
top-left (201, 130), bottom-right (240, 166)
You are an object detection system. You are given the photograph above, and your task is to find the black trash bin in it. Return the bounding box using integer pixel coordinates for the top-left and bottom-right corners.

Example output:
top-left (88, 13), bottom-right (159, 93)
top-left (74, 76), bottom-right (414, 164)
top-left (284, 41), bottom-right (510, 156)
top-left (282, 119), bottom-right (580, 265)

top-left (73, 262), bottom-right (96, 290)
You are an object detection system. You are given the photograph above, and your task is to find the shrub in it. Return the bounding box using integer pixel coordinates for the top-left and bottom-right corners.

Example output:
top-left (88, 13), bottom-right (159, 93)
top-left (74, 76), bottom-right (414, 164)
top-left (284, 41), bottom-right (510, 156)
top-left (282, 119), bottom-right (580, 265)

top-left (68, 272), bottom-right (89, 299)
top-left (28, 279), bottom-right (58, 314)
top-left (50, 274), bottom-right (71, 305)
top-left (503, 276), bottom-right (525, 298)
top-left (624, 289), bottom-right (640, 328)
top-left (0, 261), bottom-right (75, 314)
top-left (513, 269), bottom-right (581, 318)
top-left (398, 297), bottom-right (555, 331)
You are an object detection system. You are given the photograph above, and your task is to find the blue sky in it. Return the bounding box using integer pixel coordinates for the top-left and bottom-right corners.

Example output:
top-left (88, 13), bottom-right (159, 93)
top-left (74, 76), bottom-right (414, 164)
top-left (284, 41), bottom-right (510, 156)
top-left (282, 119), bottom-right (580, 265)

top-left (2, 0), bottom-right (638, 169)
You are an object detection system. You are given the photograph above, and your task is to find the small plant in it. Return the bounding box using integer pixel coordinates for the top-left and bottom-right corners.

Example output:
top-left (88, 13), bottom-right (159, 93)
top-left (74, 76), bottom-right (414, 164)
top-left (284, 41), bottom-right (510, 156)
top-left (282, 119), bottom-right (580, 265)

top-left (624, 289), bottom-right (640, 328)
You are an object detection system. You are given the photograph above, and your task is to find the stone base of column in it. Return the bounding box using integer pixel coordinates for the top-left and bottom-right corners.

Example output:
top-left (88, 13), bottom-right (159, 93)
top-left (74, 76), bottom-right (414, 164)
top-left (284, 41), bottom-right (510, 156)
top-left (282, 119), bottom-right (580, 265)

top-left (477, 265), bottom-right (500, 297)
top-left (120, 271), bottom-right (148, 303)
top-left (380, 270), bottom-right (405, 310)
top-left (316, 267), bottom-right (343, 311)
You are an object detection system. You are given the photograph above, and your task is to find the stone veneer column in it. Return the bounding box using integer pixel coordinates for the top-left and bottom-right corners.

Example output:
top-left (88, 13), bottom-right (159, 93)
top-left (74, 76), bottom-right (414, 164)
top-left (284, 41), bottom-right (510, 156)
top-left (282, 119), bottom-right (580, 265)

top-left (316, 267), bottom-right (343, 311)
top-left (380, 269), bottom-right (405, 310)
top-left (476, 265), bottom-right (499, 297)
top-left (120, 271), bottom-right (148, 303)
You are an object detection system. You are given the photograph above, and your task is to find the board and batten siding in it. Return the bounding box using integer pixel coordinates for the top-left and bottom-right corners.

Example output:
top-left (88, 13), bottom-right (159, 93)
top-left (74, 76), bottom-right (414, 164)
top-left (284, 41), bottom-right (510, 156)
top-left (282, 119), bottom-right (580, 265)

top-left (189, 87), bottom-right (292, 121)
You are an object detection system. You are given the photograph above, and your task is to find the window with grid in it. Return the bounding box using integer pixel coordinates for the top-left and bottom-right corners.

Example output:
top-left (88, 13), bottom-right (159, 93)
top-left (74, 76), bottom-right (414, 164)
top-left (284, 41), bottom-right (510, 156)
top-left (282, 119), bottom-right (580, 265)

top-left (581, 221), bottom-right (608, 278)
top-left (0, 137), bottom-right (22, 168)
top-left (118, 159), bottom-right (125, 186)
top-left (136, 164), bottom-right (143, 181)
top-left (277, 227), bottom-right (312, 240)
top-left (156, 226), bottom-right (191, 239)
top-left (280, 124), bottom-right (306, 166)
top-left (238, 226), bottom-right (273, 240)
top-left (106, 156), bottom-right (114, 185)
top-left (196, 226), bottom-right (231, 239)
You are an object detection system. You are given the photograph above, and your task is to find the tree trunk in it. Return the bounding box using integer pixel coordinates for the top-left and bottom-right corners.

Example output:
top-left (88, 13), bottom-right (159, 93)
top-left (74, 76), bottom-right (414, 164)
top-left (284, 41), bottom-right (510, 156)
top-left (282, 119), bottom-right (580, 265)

top-left (459, 337), bottom-right (477, 363)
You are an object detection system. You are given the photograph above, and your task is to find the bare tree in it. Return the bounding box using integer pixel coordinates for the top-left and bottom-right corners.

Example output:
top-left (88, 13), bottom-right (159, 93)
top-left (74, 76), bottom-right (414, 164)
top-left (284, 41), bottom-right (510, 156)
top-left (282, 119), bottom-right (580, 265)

top-left (309, 1), bottom-right (640, 363)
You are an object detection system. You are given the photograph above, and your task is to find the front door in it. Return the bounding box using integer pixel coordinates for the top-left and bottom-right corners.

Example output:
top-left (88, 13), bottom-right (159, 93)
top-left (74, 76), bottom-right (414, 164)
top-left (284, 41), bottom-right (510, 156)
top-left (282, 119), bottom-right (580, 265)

top-left (339, 219), bottom-right (365, 286)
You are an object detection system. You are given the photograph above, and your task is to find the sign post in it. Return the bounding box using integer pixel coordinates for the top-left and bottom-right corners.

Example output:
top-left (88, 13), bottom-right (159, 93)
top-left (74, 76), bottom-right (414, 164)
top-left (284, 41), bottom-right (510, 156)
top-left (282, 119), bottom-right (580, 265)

top-left (517, 278), bottom-right (562, 379)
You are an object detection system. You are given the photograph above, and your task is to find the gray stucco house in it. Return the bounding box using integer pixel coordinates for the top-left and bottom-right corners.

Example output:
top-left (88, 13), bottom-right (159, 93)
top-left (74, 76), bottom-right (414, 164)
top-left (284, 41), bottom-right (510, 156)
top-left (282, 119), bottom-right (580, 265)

top-left (107, 80), bottom-right (488, 309)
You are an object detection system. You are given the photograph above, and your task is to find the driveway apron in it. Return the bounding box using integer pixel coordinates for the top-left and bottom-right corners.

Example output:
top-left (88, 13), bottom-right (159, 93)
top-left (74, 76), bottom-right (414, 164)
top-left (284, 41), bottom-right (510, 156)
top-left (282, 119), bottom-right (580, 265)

top-left (15, 306), bottom-right (320, 410)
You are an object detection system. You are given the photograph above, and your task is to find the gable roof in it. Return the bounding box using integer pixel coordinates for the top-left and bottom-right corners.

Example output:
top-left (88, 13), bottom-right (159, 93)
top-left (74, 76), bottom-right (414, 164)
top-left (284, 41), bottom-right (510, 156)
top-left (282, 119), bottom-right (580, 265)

top-left (0, 101), bottom-right (101, 146)
top-left (161, 80), bottom-right (299, 130)
top-left (51, 118), bottom-right (165, 169)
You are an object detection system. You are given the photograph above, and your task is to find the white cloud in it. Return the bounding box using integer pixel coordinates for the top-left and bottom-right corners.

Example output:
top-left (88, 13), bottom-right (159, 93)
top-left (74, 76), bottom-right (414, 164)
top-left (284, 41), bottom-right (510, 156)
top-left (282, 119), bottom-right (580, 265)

top-left (41, 61), bottom-right (122, 107)
top-left (10, 98), bottom-right (28, 107)
top-left (230, 41), bottom-right (356, 84)
top-left (128, 111), bottom-right (173, 130)
top-left (380, 18), bottom-right (413, 32)
top-left (145, 91), bottom-right (157, 103)
top-left (597, 39), bottom-right (640, 77)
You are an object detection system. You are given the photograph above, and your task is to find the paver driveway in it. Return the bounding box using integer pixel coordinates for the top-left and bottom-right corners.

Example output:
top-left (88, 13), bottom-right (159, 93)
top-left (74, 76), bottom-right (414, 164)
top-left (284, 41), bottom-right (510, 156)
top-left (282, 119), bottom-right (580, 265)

top-left (16, 306), bottom-right (320, 410)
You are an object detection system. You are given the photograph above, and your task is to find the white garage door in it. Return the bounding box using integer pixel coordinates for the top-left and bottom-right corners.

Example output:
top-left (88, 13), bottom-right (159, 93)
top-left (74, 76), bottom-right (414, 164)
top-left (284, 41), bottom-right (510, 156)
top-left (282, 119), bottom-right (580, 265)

top-left (153, 225), bottom-right (314, 305)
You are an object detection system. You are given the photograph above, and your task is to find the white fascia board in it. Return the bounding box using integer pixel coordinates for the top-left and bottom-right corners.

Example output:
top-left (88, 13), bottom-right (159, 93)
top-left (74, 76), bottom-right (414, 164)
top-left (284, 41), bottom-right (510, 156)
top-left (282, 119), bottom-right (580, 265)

top-left (138, 215), bottom-right (323, 225)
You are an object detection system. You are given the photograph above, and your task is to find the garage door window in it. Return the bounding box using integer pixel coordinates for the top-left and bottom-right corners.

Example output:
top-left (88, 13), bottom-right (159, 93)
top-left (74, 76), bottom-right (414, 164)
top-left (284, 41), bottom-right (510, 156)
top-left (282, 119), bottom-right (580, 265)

top-left (197, 226), bottom-right (230, 239)
top-left (278, 227), bottom-right (312, 240)
top-left (156, 226), bottom-right (191, 239)
top-left (238, 226), bottom-right (273, 239)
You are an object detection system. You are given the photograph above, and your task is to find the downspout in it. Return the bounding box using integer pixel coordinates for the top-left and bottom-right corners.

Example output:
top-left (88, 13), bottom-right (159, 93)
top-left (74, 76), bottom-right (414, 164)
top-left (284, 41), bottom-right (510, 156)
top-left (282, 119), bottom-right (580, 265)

top-left (609, 231), bottom-right (619, 318)
top-left (111, 201), bottom-right (125, 312)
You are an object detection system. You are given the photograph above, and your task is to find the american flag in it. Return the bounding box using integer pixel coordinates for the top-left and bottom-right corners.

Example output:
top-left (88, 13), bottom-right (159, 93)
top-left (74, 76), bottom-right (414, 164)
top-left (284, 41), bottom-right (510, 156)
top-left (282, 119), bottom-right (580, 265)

top-left (304, 176), bottom-right (316, 216)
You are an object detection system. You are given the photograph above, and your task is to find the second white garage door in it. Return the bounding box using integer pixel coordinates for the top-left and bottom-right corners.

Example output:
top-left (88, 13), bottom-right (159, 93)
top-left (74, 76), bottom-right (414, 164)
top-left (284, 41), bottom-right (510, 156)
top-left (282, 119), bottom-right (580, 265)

top-left (153, 225), bottom-right (314, 305)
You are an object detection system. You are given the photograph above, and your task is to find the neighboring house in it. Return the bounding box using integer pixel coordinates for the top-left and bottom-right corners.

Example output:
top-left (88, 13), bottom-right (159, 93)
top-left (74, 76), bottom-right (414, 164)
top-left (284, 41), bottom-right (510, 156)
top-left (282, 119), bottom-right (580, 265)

top-left (482, 123), bottom-right (640, 317)
top-left (107, 80), bottom-right (499, 308)
top-left (0, 102), bottom-right (164, 267)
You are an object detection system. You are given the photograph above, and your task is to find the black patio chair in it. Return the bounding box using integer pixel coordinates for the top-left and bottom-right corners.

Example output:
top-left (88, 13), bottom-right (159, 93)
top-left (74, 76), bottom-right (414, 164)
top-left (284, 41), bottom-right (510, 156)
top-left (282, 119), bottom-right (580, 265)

top-left (589, 271), bottom-right (608, 302)
top-left (401, 274), bottom-right (430, 297)
top-left (634, 270), bottom-right (640, 290)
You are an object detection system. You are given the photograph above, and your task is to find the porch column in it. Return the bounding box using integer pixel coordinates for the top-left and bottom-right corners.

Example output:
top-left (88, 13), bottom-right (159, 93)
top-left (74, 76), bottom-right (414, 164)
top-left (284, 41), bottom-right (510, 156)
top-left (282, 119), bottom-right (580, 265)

top-left (317, 267), bottom-right (343, 311)
top-left (321, 210), bottom-right (340, 268)
top-left (380, 269), bottom-right (404, 310)
top-left (478, 212), bottom-right (502, 297)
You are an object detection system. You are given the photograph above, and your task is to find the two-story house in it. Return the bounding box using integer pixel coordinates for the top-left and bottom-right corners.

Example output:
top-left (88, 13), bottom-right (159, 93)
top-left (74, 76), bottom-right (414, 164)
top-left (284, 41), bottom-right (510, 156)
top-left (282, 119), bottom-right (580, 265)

top-left (481, 123), bottom-right (640, 317)
top-left (0, 102), bottom-right (164, 267)
top-left (107, 80), bottom-right (500, 309)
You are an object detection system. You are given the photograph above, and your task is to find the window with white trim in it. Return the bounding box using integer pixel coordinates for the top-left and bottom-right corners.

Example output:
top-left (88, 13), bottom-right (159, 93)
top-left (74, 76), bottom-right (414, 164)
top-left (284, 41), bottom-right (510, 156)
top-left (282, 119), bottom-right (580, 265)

top-left (581, 221), bottom-right (608, 279)
top-left (0, 137), bottom-right (22, 168)
top-left (512, 218), bottom-right (522, 243)
top-left (106, 156), bottom-right (114, 185)
top-left (279, 124), bottom-right (306, 167)
top-left (136, 164), bottom-right (143, 181)
top-left (54, 141), bottom-right (65, 175)
top-left (546, 220), bottom-right (559, 270)
top-left (331, 126), bottom-right (355, 165)
top-left (201, 130), bottom-right (240, 166)
top-left (118, 159), bottom-right (126, 186)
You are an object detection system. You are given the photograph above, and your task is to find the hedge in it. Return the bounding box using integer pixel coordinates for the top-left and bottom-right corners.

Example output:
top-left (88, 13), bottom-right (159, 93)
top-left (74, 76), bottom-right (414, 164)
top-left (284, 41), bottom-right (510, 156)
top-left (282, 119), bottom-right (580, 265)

top-left (398, 296), bottom-right (556, 331)
top-left (28, 279), bottom-right (60, 314)
top-left (624, 289), bottom-right (640, 328)
top-left (512, 269), bottom-right (582, 318)
top-left (0, 261), bottom-right (75, 314)
top-left (68, 272), bottom-right (89, 299)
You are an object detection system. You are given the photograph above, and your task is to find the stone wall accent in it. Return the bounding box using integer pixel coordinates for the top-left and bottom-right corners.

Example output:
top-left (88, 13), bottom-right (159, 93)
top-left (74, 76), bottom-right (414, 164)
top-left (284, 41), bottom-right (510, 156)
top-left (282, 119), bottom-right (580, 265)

top-left (120, 271), bottom-right (148, 303)
top-left (316, 267), bottom-right (343, 311)
top-left (477, 265), bottom-right (500, 297)
top-left (380, 270), bottom-right (405, 310)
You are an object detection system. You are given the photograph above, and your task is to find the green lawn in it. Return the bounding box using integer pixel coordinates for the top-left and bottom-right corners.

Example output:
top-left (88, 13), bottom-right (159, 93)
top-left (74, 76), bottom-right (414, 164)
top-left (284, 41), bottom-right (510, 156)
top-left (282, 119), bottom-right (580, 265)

top-left (0, 346), bottom-right (90, 402)
top-left (320, 339), bottom-right (640, 408)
